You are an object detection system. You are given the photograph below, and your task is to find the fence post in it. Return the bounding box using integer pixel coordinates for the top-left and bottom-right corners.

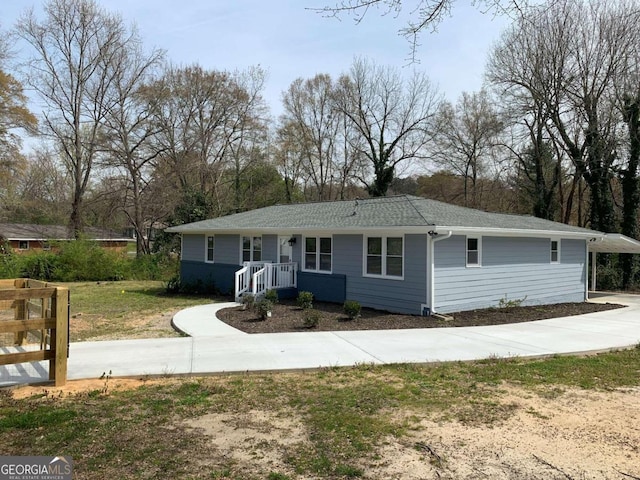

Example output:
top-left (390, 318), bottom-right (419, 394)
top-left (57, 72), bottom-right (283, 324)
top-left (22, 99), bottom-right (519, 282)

top-left (13, 279), bottom-right (26, 345)
top-left (51, 286), bottom-right (69, 386)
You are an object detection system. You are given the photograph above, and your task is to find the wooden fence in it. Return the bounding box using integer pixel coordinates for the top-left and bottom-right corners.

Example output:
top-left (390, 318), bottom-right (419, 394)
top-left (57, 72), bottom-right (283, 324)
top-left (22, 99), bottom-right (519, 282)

top-left (0, 279), bottom-right (69, 386)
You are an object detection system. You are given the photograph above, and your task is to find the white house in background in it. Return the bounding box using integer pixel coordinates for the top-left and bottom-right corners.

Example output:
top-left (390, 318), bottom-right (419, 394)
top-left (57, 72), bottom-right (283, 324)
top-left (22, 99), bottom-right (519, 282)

top-left (166, 195), bottom-right (640, 315)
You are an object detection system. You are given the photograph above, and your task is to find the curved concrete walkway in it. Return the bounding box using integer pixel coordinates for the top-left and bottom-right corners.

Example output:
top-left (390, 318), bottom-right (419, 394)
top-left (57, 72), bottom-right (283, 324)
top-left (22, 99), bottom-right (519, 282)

top-left (2, 293), bottom-right (640, 387)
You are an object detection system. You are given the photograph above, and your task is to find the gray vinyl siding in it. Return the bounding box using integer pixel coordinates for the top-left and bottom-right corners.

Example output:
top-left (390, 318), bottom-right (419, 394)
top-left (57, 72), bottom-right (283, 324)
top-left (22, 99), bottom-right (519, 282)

top-left (182, 234), bottom-right (204, 261)
top-left (334, 234), bottom-right (428, 315)
top-left (216, 235), bottom-right (240, 264)
top-left (262, 235), bottom-right (278, 263)
top-left (434, 236), bottom-right (586, 313)
top-left (181, 234), bottom-right (239, 264)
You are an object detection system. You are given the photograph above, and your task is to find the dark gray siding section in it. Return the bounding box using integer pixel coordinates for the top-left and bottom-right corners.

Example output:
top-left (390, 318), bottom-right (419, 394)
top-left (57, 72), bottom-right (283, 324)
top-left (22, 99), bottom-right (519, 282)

top-left (298, 272), bottom-right (346, 302)
top-left (180, 260), bottom-right (239, 294)
top-left (182, 234), bottom-right (204, 261)
top-left (434, 236), bottom-right (586, 313)
top-left (334, 234), bottom-right (428, 315)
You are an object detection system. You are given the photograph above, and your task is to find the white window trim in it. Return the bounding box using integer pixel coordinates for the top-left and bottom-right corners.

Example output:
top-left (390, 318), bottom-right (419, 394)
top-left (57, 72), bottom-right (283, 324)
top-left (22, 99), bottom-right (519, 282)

top-left (466, 236), bottom-right (482, 267)
top-left (550, 238), bottom-right (561, 264)
top-left (240, 235), bottom-right (263, 263)
top-left (18, 240), bottom-right (29, 250)
top-left (363, 235), bottom-right (405, 280)
top-left (205, 235), bottom-right (215, 263)
top-left (302, 235), bottom-right (333, 274)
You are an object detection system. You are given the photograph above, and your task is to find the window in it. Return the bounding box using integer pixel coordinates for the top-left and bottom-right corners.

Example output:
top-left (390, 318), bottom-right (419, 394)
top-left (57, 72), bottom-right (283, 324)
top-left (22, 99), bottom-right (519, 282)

top-left (365, 236), bottom-right (403, 278)
top-left (42, 242), bottom-right (51, 251)
top-left (304, 236), bottom-right (332, 272)
top-left (466, 237), bottom-right (481, 267)
top-left (242, 236), bottom-right (262, 262)
top-left (550, 239), bottom-right (560, 263)
top-left (205, 236), bottom-right (215, 263)
top-left (18, 240), bottom-right (29, 250)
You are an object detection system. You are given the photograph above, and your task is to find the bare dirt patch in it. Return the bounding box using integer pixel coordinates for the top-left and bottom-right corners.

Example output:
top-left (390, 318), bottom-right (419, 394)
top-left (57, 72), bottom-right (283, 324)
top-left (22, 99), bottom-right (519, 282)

top-left (183, 409), bottom-right (307, 477)
top-left (217, 299), bottom-right (624, 334)
top-left (8, 377), bottom-right (161, 399)
top-left (369, 386), bottom-right (640, 480)
top-left (182, 385), bottom-right (640, 479)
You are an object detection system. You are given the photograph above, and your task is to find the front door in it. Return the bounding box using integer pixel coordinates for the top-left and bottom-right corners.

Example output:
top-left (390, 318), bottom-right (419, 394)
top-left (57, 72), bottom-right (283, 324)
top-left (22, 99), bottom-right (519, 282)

top-left (278, 236), bottom-right (293, 263)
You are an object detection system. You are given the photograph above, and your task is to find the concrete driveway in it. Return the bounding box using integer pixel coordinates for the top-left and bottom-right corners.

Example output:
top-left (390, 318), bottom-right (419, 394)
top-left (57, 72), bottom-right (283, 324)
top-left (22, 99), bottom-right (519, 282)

top-left (2, 293), bottom-right (640, 387)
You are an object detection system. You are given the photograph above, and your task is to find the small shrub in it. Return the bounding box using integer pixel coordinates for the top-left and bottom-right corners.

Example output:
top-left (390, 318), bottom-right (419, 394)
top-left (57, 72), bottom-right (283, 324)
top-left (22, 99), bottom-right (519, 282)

top-left (302, 309), bottom-right (320, 328)
top-left (497, 295), bottom-right (527, 309)
top-left (264, 289), bottom-right (279, 303)
top-left (256, 299), bottom-right (273, 320)
top-left (241, 293), bottom-right (256, 310)
top-left (343, 300), bottom-right (362, 320)
top-left (297, 291), bottom-right (313, 309)
top-left (165, 275), bottom-right (181, 294)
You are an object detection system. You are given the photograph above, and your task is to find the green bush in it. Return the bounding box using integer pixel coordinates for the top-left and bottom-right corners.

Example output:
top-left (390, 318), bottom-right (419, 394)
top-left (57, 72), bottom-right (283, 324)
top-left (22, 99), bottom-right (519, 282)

top-left (302, 309), bottom-right (320, 328)
top-left (0, 239), bottom-right (179, 283)
top-left (0, 252), bottom-right (20, 279)
top-left (19, 252), bottom-right (60, 280)
top-left (50, 240), bottom-right (128, 281)
top-left (264, 289), bottom-right (279, 303)
top-left (256, 299), bottom-right (274, 320)
top-left (241, 293), bottom-right (256, 310)
top-left (343, 300), bottom-right (362, 320)
top-left (297, 291), bottom-right (313, 310)
top-left (130, 253), bottom-right (178, 280)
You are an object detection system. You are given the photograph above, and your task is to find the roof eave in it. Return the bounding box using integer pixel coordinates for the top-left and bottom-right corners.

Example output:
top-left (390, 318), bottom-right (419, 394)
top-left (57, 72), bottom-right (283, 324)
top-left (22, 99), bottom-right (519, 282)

top-left (434, 226), bottom-right (603, 239)
top-left (166, 224), bottom-right (601, 239)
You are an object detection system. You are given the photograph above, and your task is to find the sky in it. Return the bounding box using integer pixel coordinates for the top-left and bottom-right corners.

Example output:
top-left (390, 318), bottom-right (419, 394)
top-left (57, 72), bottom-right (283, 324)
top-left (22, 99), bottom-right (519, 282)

top-left (1, 0), bottom-right (512, 120)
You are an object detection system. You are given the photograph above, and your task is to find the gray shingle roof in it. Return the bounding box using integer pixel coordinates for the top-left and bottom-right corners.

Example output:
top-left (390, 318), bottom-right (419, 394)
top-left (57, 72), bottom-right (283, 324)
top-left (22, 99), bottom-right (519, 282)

top-left (166, 195), bottom-right (601, 236)
top-left (0, 223), bottom-right (132, 241)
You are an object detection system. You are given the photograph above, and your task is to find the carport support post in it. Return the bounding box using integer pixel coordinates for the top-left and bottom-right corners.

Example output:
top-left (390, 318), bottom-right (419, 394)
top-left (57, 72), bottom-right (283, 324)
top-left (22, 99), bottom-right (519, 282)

top-left (591, 251), bottom-right (597, 292)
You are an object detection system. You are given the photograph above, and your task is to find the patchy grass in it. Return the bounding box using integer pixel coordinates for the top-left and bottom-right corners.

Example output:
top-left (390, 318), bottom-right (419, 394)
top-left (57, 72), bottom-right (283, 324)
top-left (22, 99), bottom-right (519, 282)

top-left (65, 281), bottom-right (218, 341)
top-left (1, 347), bottom-right (639, 479)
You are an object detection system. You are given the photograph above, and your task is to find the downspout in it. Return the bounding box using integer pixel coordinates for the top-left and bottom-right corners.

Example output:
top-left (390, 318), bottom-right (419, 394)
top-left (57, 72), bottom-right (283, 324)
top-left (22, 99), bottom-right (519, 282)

top-left (427, 230), bottom-right (452, 315)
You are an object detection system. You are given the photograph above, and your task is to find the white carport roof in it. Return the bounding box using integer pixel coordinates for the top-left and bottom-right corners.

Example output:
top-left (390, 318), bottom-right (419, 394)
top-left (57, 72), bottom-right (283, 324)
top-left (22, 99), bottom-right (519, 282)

top-left (589, 233), bottom-right (640, 254)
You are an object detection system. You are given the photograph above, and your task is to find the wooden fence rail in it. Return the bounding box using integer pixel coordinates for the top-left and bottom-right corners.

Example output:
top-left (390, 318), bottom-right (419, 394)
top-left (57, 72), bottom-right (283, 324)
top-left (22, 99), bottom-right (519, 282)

top-left (0, 278), bottom-right (69, 386)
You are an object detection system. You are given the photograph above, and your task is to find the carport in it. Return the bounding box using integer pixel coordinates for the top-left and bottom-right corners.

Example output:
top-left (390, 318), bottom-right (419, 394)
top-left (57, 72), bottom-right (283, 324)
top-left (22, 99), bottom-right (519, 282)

top-left (587, 233), bottom-right (640, 296)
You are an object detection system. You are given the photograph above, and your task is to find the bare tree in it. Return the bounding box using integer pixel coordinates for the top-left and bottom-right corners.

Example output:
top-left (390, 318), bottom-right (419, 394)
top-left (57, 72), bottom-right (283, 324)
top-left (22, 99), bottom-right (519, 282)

top-left (16, 0), bottom-right (141, 237)
top-left (146, 65), bottom-right (250, 204)
top-left (333, 57), bottom-right (440, 196)
top-left (0, 28), bottom-right (37, 217)
top-left (99, 38), bottom-right (165, 255)
top-left (312, 0), bottom-right (533, 62)
top-left (430, 90), bottom-right (503, 207)
top-left (273, 120), bottom-right (306, 203)
top-left (12, 146), bottom-right (72, 224)
top-left (281, 74), bottom-right (341, 201)
top-left (487, 0), bottom-right (640, 234)
top-left (222, 66), bottom-right (269, 213)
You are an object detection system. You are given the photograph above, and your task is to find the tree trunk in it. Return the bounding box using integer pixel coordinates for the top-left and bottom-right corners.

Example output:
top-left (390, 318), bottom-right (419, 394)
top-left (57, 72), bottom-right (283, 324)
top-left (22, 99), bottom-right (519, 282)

top-left (621, 96), bottom-right (640, 288)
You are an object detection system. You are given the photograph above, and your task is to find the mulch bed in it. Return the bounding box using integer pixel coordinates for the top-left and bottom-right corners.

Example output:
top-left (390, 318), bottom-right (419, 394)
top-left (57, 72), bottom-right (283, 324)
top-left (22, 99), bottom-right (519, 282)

top-left (216, 298), bottom-right (624, 334)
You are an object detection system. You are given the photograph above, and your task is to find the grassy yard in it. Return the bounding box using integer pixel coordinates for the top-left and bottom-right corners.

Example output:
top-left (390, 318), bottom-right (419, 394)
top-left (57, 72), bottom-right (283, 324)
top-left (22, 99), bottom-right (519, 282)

top-left (65, 280), bottom-right (219, 341)
top-left (1, 348), bottom-right (639, 479)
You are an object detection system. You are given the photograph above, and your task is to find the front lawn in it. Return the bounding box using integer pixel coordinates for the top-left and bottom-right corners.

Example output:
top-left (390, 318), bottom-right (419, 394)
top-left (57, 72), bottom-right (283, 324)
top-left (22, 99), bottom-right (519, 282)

top-left (65, 281), bottom-right (217, 341)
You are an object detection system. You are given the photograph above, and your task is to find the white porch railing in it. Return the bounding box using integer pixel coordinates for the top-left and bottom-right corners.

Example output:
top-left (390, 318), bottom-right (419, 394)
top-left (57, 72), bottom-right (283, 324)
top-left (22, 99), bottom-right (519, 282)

top-left (234, 262), bottom-right (297, 301)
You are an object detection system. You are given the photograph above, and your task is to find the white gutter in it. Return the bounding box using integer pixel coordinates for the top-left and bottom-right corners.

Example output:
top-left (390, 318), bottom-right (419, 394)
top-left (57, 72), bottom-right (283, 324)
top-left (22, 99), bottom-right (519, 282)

top-left (427, 230), bottom-right (452, 315)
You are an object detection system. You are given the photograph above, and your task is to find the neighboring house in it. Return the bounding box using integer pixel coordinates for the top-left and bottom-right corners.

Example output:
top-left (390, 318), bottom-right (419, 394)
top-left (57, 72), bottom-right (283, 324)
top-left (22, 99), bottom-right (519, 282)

top-left (166, 195), bottom-right (640, 315)
top-left (0, 223), bottom-right (135, 254)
